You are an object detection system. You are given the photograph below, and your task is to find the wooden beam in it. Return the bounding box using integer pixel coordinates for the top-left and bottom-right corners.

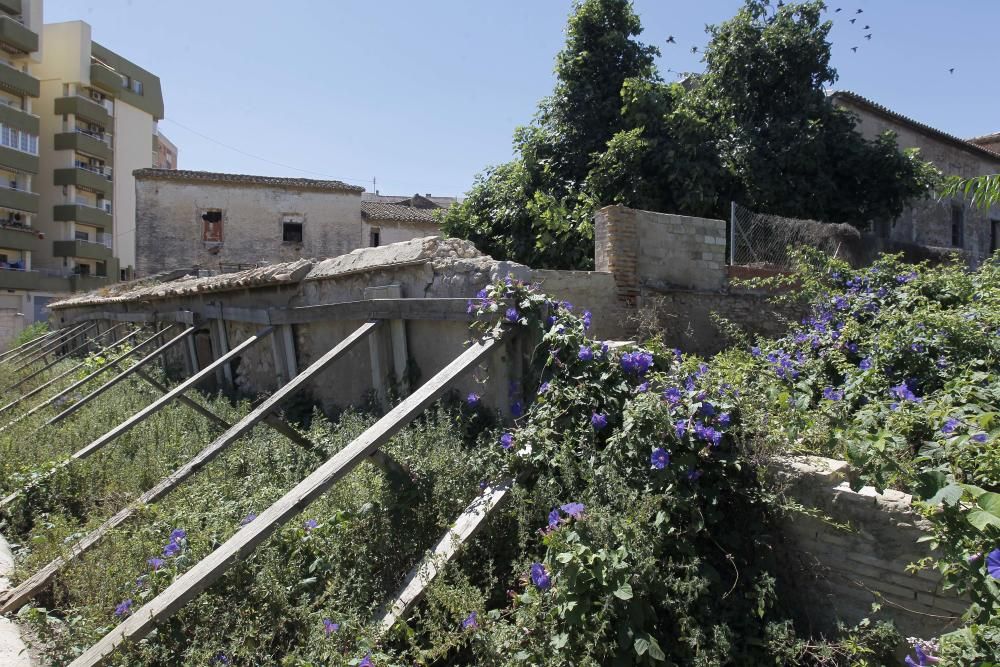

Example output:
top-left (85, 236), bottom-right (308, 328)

top-left (0, 326), bottom-right (74, 365)
top-left (45, 327), bottom-right (197, 426)
top-left (0, 327), bottom-right (166, 434)
top-left (0, 322), bottom-right (374, 617)
top-left (9, 323), bottom-right (93, 372)
top-left (0, 327), bottom-right (146, 418)
top-left (0, 328), bottom-right (59, 361)
top-left (4, 324), bottom-right (123, 393)
top-left (64, 328), bottom-right (505, 666)
top-left (375, 478), bottom-right (514, 634)
top-left (271, 298), bottom-right (471, 325)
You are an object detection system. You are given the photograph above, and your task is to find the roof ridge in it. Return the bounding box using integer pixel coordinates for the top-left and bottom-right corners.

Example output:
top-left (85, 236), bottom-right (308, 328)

top-left (133, 168), bottom-right (366, 193)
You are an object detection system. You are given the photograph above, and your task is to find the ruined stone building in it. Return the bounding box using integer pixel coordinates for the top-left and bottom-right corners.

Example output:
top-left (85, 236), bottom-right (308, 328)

top-left (133, 169), bottom-right (452, 277)
top-left (830, 91), bottom-right (1000, 260)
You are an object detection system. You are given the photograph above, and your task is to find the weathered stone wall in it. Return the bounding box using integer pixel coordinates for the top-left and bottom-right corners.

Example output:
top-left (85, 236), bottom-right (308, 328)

top-left (134, 178), bottom-right (364, 277)
top-left (775, 457), bottom-right (967, 640)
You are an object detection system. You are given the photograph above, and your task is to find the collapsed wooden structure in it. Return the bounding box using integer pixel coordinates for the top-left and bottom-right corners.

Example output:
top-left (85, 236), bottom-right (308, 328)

top-left (0, 292), bottom-right (520, 666)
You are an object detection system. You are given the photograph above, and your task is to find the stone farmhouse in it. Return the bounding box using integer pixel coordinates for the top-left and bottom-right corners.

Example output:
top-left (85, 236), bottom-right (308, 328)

top-left (133, 168), bottom-right (451, 277)
top-left (830, 91), bottom-right (1000, 260)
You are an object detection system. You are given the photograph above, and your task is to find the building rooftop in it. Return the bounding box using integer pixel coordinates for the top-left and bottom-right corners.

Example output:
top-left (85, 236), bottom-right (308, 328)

top-left (132, 168), bottom-right (366, 193)
top-left (967, 131), bottom-right (1000, 146)
top-left (361, 200), bottom-right (440, 223)
top-left (362, 192), bottom-right (458, 209)
top-left (829, 91), bottom-right (1000, 162)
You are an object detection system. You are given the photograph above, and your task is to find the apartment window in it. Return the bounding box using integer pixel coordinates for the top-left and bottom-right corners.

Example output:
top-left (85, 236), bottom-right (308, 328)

top-left (201, 209), bottom-right (223, 244)
top-left (951, 204), bottom-right (965, 248)
top-left (992, 220), bottom-right (1000, 254)
top-left (132, 79), bottom-right (143, 95)
top-left (0, 125), bottom-right (37, 155)
top-left (369, 227), bottom-right (381, 248)
top-left (75, 230), bottom-right (90, 241)
top-left (282, 222), bottom-right (303, 243)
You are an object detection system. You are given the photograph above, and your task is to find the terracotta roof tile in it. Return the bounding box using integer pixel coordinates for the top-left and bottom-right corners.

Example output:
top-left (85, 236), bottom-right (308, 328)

top-left (361, 201), bottom-right (440, 223)
top-left (132, 168), bottom-right (365, 193)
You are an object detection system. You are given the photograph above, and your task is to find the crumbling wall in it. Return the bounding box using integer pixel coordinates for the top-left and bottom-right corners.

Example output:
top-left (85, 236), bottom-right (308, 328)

top-left (774, 457), bottom-right (967, 640)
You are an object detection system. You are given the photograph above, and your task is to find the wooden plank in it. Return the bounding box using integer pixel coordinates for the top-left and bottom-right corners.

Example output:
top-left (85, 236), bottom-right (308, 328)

top-left (45, 327), bottom-right (197, 426)
top-left (280, 324), bottom-right (298, 379)
top-left (0, 323), bottom-right (374, 615)
top-left (5, 324), bottom-right (120, 393)
top-left (9, 323), bottom-right (93, 372)
top-left (65, 328), bottom-right (504, 666)
top-left (375, 479), bottom-right (514, 634)
top-left (270, 298), bottom-right (472, 325)
top-left (0, 328), bottom-right (59, 361)
top-left (0, 327), bottom-right (165, 434)
top-left (214, 319), bottom-right (233, 388)
top-left (133, 369), bottom-right (229, 430)
top-left (0, 326), bottom-right (73, 365)
top-left (0, 327), bottom-right (145, 417)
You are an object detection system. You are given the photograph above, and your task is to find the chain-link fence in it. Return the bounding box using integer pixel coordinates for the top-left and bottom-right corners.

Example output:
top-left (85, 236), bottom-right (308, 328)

top-left (729, 202), bottom-right (831, 269)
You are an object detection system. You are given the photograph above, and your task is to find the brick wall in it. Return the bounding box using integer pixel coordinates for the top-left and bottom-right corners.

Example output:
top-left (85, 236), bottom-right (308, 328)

top-left (774, 456), bottom-right (967, 640)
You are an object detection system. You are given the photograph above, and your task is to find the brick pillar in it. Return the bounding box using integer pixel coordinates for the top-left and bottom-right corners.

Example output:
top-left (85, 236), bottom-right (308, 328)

top-left (594, 205), bottom-right (638, 305)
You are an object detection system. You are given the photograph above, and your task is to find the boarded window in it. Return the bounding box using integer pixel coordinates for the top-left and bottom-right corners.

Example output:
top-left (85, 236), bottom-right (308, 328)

top-left (282, 222), bottom-right (303, 243)
top-left (951, 205), bottom-right (964, 248)
top-left (201, 209), bottom-right (223, 244)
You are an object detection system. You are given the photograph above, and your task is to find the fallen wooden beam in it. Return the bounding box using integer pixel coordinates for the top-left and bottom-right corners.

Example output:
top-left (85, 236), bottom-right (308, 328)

top-left (65, 327), bottom-right (504, 666)
top-left (0, 326), bottom-right (165, 434)
top-left (375, 478), bottom-right (514, 634)
top-left (0, 327), bottom-right (146, 418)
top-left (45, 326), bottom-right (197, 426)
top-left (0, 323), bottom-right (375, 615)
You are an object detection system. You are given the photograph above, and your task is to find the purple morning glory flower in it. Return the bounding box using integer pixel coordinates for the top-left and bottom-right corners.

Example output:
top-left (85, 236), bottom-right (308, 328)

top-left (467, 393), bottom-right (480, 408)
top-left (147, 557), bottom-right (164, 571)
top-left (241, 512), bottom-right (257, 526)
top-left (304, 519), bottom-right (318, 532)
top-left (169, 528), bottom-right (186, 543)
top-left (904, 643), bottom-right (940, 666)
top-left (620, 351), bottom-right (654, 376)
top-left (591, 412), bottom-right (608, 431)
top-left (845, 341), bottom-right (858, 354)
top-left (530, 562), bottom-right (551, 590)
top-left (500, 432), bottom-right (514, 450)
top-left (822, 387), bottom-right (844, 401)
top-left (547, 508), bottom-right (560, 529)
top-left (717, 412), bottom-right (731, 427)
top-left (163, 541), bottom-right (181, 558)
top-left (686, 468), bottom-right (702, 481)
top-left (210, 653), bottom-right (230, 665)
top-left (359, 652), bottom-right (373, 667)
top-left (663, 387), bottom-right (681, 405)
top-left (538, 382), bottom-right (551, 394)
top-left (476, 288), bottom-right (488, 299)
top-left (699, 401), bottom-right (716, 417)
top-left (578, 346), bottom-right (594, 361)
top-left (674, 420), bottom-right (687, 439)
top-left (511, 401), bottom-right (523, 418)
top-left (505, 307), bottom-right (519, 323)
top-left (635, 382), bottom-right (649, 393)
top-left (987, 549), bottom-right (1000, 579)
top-left (972, 433), bottom-right (989, 443)
top-left (560, 502), bottom-right (585, 519)
top-left (582, 310), bottom-right (592, 330)
top-left (461, 611), bottom-right (478, 630)
top-left (323, 619), bottom-right (340, 635)
top-left (941, 418), bottom-right (960, 434)
top-left (859, 357), bottom-right (872, 370)
top-left (833, 295), bottom-right (849, 311)
top-left (114, 599), bottom-right (133, 618)
top-left (684, 376), bottom-right (696, 391)
top-left (751, 346), bottom-right (761, 357)
top-left (891, 381), bottom-right (921, 403)
top-left (651, 448), bottom-right (669, 470)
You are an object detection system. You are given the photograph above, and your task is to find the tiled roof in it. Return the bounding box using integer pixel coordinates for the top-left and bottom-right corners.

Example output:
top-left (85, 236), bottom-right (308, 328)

top-left (361, 201), bottom-right (440, 224)
top-left (829, 91), bottom-right (1000, 162)
top-left (362, 193), bottom-right (458, 208)
top-left (968, 131), bottom-right (1000, 146)
top-left (133, 168), bottom-right (365, 193)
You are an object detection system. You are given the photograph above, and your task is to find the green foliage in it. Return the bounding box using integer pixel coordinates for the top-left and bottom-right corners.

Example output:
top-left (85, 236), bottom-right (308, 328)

top-left (444, 0), bottom-right (939, 269)
top-left (940, 173), bottom-right (1000, 211)
top-left (10, 321), bottom-right (49, 349)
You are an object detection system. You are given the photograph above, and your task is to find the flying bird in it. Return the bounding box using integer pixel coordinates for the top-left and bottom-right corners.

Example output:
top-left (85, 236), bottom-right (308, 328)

top-left (850, 18), bottom-right (856, 23)
top-left (949, 67), bottom-right (955, 74)
top-left (835, 7), bottom-right (842, 12)
top-left (856, 8), bottom-right (863, 13)
top-left (666, 35), bottom-right (675, 43)
top-left (777, 0), bottom-right (784, 6)
top-left (851, 46), bottom-right (858, 52)
top-left (863, 25), bottom-right (870, 29)
top-left (864, 33), bottom-right (872, 40)
top-left (691, 46), bottom-right (699, 53)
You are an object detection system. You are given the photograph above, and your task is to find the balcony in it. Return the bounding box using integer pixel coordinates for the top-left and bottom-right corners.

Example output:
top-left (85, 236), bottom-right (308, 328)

top-left (0, 1), bottom-right (22, 16)
top-left (71, 272), bottom-right (113, 292)
top-left (0, 60), bottom-right (37, 96)
top-left (0, 101), bottom-right (36, 133)
top-left (54, 130), bottom-right (112, 161)
top-left (90, 62), bottom-right (124, 93)
top-left (54, 165), bottom-right (113, 196)
top-left (53, 238), bottom-right (113, 261)
top-left (0, 183), bottom-right (35, 212)
top-left (0, 224), bottom-right (41, 252)
top-left (0, 144), bottom-right (35, 173)
top-left (53, 202), bottom-right (111, 227)
top-left (0, 267), bottom-right (70, 292)
top-left (0, 15), bottom-right (37, 54)
top-left (54, 95), bottom-right (111, 126)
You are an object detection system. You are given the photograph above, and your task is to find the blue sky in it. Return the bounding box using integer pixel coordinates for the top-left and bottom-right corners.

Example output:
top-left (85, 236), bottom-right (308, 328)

top-left (46, 1), bottom-right (998, 197)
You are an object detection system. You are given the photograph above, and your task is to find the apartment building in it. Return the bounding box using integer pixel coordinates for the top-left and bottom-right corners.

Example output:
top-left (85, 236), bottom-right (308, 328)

top-left (153, 130), bottom-right (177, 170)
top-left (0, 0), bottom-right (44, 343)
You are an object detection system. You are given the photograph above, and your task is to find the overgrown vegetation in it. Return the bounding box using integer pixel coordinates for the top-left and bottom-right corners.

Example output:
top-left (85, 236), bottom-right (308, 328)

top-left (442, 0), bottom-right (938, 270)
top-left (10, 321), bottom-right (50, 350)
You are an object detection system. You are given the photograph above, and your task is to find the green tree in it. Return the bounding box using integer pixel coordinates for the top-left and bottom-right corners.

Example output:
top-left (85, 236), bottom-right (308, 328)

top-left (941, 174), bottom-right (1000, 210)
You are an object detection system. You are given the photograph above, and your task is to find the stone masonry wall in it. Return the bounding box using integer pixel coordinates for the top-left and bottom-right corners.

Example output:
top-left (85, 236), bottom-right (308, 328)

top-left (774, 456), bottom-right (967, 640)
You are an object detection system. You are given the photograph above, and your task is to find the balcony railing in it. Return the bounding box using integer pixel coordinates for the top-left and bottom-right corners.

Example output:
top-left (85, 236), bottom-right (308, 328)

top-left (75, 232), bottom-right (112, 248)
top-left (73, 196), bottom-right (112, 213)
top-left (73, 160), bottom-right (112, 179)
top-left (72, 128), bottom-right (112, 145)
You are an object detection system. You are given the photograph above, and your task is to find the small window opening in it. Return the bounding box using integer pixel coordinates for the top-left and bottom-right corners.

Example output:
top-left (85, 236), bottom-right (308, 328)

top-left (991, 220), bottom-right (1000, 254)
top-left (370, 227), bottom-right (381, 247)
top-left (951, 205), bottom-right (965, 248)
top-left (282, 222), bottom-right (303, 243)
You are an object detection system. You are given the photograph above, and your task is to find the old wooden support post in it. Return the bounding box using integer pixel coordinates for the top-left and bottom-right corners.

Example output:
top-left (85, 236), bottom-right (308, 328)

top-left (0, 323), bottom-right (376, 616)
top-left (364, 285), bottom-right (404, 405)
top-left (0, 327), bottom-right (147, 417)
top-left (64, 328), bottom-right (506, 666)
top-left (207, 318), bottom-right (233, 390)
top-left (375, 478), bottom-right (514, 634)
top-left (45, 327), bottom-right (197, 426)
top-left (183, 330), bottom-right (199, 377)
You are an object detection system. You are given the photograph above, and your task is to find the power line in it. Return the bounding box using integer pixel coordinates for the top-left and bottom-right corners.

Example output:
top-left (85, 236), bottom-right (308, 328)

top-left (160, 117), bottom-right (373, 186)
